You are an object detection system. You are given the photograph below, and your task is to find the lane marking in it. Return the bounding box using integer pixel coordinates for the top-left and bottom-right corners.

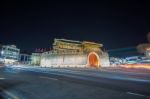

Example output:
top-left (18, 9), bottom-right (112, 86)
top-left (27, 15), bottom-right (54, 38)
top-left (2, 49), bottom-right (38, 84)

top-left (50, 69), bottom-right (150, 83)
top-left (126, 92), bottom-right (150, 98)
top-left (14, 66), bottom-right (150, 83)
top-left (39, 76), bottom-right (58, 81)
top-left (46, 69), bottom-right (150, 83)
top-left (0, 77), bottom-right (6, 80)
top-left (0, 87), bottom-right (20, 99)
top-left (8, 66), bottom-right (150, 83)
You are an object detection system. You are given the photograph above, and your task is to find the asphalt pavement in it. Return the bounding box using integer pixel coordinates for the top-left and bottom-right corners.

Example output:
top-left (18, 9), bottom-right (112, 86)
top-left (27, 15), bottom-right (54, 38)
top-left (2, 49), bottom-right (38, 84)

top-left (0, 66), bottom-right (150, 99)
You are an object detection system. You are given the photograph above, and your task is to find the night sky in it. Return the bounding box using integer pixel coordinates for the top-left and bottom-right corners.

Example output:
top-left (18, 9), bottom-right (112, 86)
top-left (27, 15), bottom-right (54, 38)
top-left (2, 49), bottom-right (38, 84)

top-left (0, 1), bottom-right (150, 53)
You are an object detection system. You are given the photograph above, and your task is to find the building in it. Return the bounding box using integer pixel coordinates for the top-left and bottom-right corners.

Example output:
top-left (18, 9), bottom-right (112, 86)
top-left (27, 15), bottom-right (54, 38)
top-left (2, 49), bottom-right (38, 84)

top-left (0, 45), bottom-right (20, 64)
top-left (31, 53), bottom-right (41, 65)
top-left (0, 44), bottom-right (4, 63)
top-left (40, 38), bottom-right (110, 68)
top-left (108, 47), bottom-right (140, 58)
top-left (19, 53), bottom-right (31, 64)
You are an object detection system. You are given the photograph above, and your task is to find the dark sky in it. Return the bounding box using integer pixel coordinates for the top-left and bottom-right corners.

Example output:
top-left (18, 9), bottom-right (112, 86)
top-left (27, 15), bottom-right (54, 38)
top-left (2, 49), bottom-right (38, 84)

top-left (0, 1), bottom-right (150, 52)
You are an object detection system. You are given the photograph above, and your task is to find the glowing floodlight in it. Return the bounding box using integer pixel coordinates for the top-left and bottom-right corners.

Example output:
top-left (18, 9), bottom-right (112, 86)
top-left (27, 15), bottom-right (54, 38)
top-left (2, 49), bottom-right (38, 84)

top-left (1, 51), bottom-right (4, 55)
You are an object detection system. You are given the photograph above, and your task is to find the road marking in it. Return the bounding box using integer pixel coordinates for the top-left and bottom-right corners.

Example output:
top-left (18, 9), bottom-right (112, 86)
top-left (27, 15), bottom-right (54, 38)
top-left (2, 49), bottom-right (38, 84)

top-left (0, 77), bottom-right (6, 80)
top-left (39, 76), bottom-right (58, 81)
top-left (0, 87), bottom-right (20, 99)
top-left (126, 92), bottom-right (150, 98)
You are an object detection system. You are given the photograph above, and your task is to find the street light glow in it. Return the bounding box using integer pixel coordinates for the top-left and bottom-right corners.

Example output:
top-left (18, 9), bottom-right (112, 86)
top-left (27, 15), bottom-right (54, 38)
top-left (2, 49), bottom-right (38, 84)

top-left (1, 50), bottom-right (4, 55)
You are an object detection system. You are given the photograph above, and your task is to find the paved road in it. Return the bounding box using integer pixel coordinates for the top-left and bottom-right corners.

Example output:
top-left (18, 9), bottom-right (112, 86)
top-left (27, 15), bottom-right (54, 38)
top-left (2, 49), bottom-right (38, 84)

top-left (0, 66), bottom-right (150, 99)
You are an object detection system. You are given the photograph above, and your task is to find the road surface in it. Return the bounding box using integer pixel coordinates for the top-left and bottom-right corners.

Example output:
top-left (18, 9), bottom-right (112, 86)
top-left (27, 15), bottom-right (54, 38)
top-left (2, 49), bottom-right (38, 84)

top-left (0, 65), bottom-right (150, 99)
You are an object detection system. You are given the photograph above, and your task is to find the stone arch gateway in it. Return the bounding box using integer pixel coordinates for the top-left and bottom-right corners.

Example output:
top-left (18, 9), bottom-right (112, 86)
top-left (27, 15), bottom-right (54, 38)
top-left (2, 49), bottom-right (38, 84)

top-left (87, 52), bottom-right (101, 68)
top-left (40, 39), bottom-right (110, 68)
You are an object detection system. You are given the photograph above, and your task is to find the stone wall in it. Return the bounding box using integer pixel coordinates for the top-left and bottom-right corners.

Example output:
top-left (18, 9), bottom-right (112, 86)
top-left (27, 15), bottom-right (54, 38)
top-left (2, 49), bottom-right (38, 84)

top-left (40, 52), bottom-right (110, 68)
top-left (99, 52), bottom-right (110, 67)
top-left (40, 54), bottom-right (87, 67)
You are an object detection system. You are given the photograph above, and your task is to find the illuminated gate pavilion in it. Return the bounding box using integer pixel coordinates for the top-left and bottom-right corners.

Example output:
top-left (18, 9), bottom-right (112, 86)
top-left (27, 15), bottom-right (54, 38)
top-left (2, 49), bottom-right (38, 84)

top-left (40, 39), bottom-right (110, 68)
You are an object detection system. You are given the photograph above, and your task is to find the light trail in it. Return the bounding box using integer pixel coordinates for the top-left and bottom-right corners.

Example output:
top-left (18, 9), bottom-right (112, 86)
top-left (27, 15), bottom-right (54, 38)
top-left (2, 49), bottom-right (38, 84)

top-left (39, 76), bottom-right (58, 81)
top-left (120, 64), bottom-right (150, 69)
